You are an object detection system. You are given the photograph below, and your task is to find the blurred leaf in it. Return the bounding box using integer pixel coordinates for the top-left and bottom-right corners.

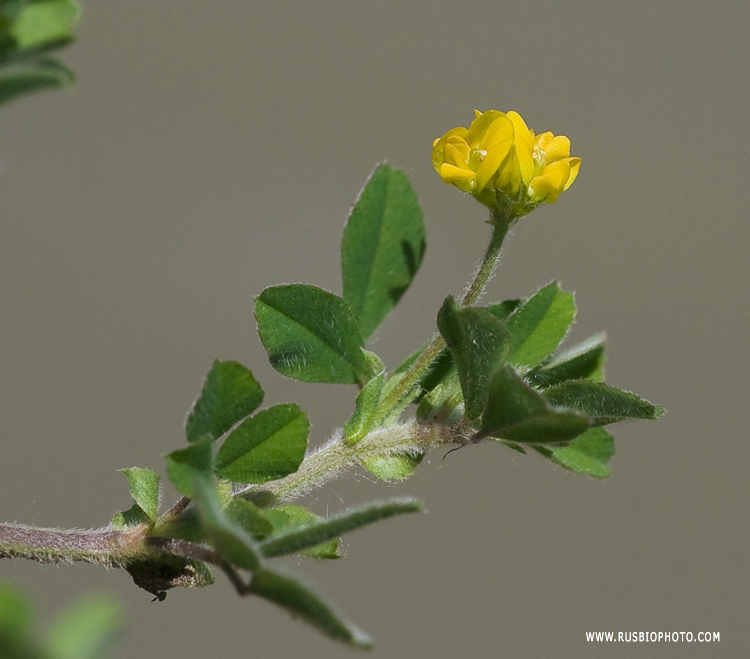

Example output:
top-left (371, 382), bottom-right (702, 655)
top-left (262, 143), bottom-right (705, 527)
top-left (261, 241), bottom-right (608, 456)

top-left (0, 57), bottom-right (72, 107)
top-left (193, 478), bottom-right (261, 571)
top-left (255, 284), bottom-right (367, 384)
top-left (46, 595), bottom-right (122, 659)
top-left (437, 296), bottom-right (511, 422)
top-left (225, 499), bottom-right (274, 541)
top-left (263, 505), bottom-right (340, 559)
top-left (249, 568), bottom-right (373, 649)
top-left (214, 404), bottom-right (308, 484)
top-left (497, 439), bottom-right (526, 454)
top-left (261, 498), bottom-right (422, 559)
top-left (0, 584), bottom-right (37, 659)
top-left (341, 163), bottom-right (425, 339)
top-left (527, 332), bottom-right (606, 387)
top-left (360, 452), bottom-right (424, 480)
top-left (534, 427), bottom-right (615, 478)
top-left (343, 373), bottom-right (384, 444)
top-left (165, 438), bottom-right (213, 497)
top-left (543, 381), bottom-right (662, 425)
top-left (9, 0), bottom-right (78, 50)
top-left (481, 366), bottom-right (590, 443)
top-left (185, 360), bottom-right (264, 444)
top-left (506, 281), bottom-right (575, 369)
top-left (118, 467), bottom-right (160, 521)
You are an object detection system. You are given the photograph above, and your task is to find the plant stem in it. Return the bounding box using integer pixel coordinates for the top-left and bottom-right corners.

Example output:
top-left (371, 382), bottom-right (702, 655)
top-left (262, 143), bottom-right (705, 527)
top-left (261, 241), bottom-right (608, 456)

top-left (238, 419), bottom-right (471, 504)
top-left (459, 213), bottom-right (512, 307)
top-left (0, 522), bottom-right (151, 566)
top-left (377, 214), bottom-right (512, 416)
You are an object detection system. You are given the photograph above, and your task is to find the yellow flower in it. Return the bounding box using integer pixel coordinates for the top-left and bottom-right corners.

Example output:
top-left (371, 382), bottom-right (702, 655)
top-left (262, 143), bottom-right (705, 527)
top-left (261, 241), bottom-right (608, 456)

top-left (432, 110), bottom-right (581, 220)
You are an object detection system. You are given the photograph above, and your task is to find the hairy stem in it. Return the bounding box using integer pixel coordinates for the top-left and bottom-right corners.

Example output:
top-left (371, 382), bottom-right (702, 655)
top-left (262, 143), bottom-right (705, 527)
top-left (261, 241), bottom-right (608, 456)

top-left (460, 213), bottom-right (511, 307)
top-left (0, 522), bottom-right (152, 567)
top-left (238, 420), bottom-right (471, 504)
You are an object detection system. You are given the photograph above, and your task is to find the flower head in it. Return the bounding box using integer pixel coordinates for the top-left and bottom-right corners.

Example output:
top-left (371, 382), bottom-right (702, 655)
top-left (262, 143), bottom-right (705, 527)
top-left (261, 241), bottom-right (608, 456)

top-left (432, 110), bottom-right (581, 220)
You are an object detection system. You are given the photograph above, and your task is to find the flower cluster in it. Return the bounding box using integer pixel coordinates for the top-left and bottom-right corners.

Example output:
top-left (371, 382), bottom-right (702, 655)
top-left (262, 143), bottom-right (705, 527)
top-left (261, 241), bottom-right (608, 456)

top-left (432, 110), bottom-right (581, 220)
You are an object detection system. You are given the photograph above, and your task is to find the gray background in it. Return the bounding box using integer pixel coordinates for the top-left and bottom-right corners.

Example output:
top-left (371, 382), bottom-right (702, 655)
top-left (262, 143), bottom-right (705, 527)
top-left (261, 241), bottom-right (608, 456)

top-left (1, 1), bottom-right (747, 657)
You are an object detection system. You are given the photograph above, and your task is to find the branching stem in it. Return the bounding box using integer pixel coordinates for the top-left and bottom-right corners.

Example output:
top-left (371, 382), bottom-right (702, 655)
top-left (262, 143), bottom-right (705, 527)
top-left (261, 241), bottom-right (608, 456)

top-left (377, 214), bottom-right (511, 415)
top-left (238, 419), bottom-right (472, 504)
top-left (0, 213), bottom-right (508, 576)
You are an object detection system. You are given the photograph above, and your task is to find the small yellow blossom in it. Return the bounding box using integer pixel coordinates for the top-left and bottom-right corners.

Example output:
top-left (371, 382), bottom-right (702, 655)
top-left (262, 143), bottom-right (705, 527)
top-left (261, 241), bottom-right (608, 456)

top-left (432, 110), bottom-right (581, 220)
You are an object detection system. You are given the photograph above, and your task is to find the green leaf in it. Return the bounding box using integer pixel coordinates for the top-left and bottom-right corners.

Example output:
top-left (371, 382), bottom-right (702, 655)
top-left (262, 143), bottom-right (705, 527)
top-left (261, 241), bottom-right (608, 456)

top-left (415, 369), bottom-right (463, 424)
top-left (344, 372), bottom-right (384, 444)
top-left (415, 346), bottom-right (455, 397)
top-left (255, 284), bottom-right (367, 384)
top-left (376, 371), bottom-right (423, 425)
top-left (485, 298), bottom-right (522, 321)
top-left (192, 478), bottom-right (262, 571)
top-left (0, 57), bottom-right (73, 107)
top-left (481, 366), bottom-right (590, 442)
top-left (46, 595), bottom-right (122, 659)
top-left (543, 380), bottom-right (662, 425)
top-left (165, 438), bottom-right (213, 497)
top-left (534, 427), bottom-right (615, 478)
top-left (262, 505), bottom-right (340, 559)
top-left (249, 568), bottom-right (373, 648)
top-left (214, 404), bottom-right (308, 484)
top-left (527, 332), bottom-right (606, 387)
top-left (437, 296), bottom-right (511, 423)
top-left (9, 0), bottom-right (78, 50)
top-left (506, 281), bottom-right (576, 369)
top-left (110, 504), bottom-right (151, 530)
top-left (118, 467), bottom-right (160, 521)
top-left (360, 452), bottom-right (424, 480)
top-left (361, 349), bottom-right (385, 381)
top-left (185, 360), bottom-right (264, 444)
top-left (341, 163), bottom-right (425, 339)
top-left (225, 499), bottom-right (274, 541)
top-left (261, 498), bottom-right (422, 559)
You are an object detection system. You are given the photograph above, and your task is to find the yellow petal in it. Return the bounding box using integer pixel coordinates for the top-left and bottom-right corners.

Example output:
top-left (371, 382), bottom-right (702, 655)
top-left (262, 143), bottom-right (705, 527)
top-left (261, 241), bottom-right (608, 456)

top-left (543, 135), bottom-right (572, 162)
top-left (495, 146), bottom-right (523, 196)
top-left (506, 112), bottom-right (535, 186)
top-left (562, 157), bottom-right (581, 191)
top-left (439, 163), bottom-right (476, 192)
top-left (506, 111), bottom-right (533, 151)
top-left (445, 136), bottom-right (470, 163)
top-left (529, 160), bottom-right (572, 204)
top-left (444, 143), bottom-right (470, 170)
top-left (534, 131), bottom-right (554, 151)
top-left (475, 114), bottom-right (514, 191)
top-left (468, 110), bottom-right (504, 147)
top-left (432, 127), bottom-right (469, 172)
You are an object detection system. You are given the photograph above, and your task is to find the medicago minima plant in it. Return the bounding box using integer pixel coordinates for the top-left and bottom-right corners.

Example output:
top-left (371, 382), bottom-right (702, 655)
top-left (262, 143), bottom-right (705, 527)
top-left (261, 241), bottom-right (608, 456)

top-left (0, 92), bottom-right (662, 647)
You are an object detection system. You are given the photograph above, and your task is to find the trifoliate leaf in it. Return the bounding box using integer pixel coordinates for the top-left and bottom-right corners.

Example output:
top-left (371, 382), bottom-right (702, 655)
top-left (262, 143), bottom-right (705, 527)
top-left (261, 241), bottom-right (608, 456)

top-left (185, 360), bottom-right (264, 444)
